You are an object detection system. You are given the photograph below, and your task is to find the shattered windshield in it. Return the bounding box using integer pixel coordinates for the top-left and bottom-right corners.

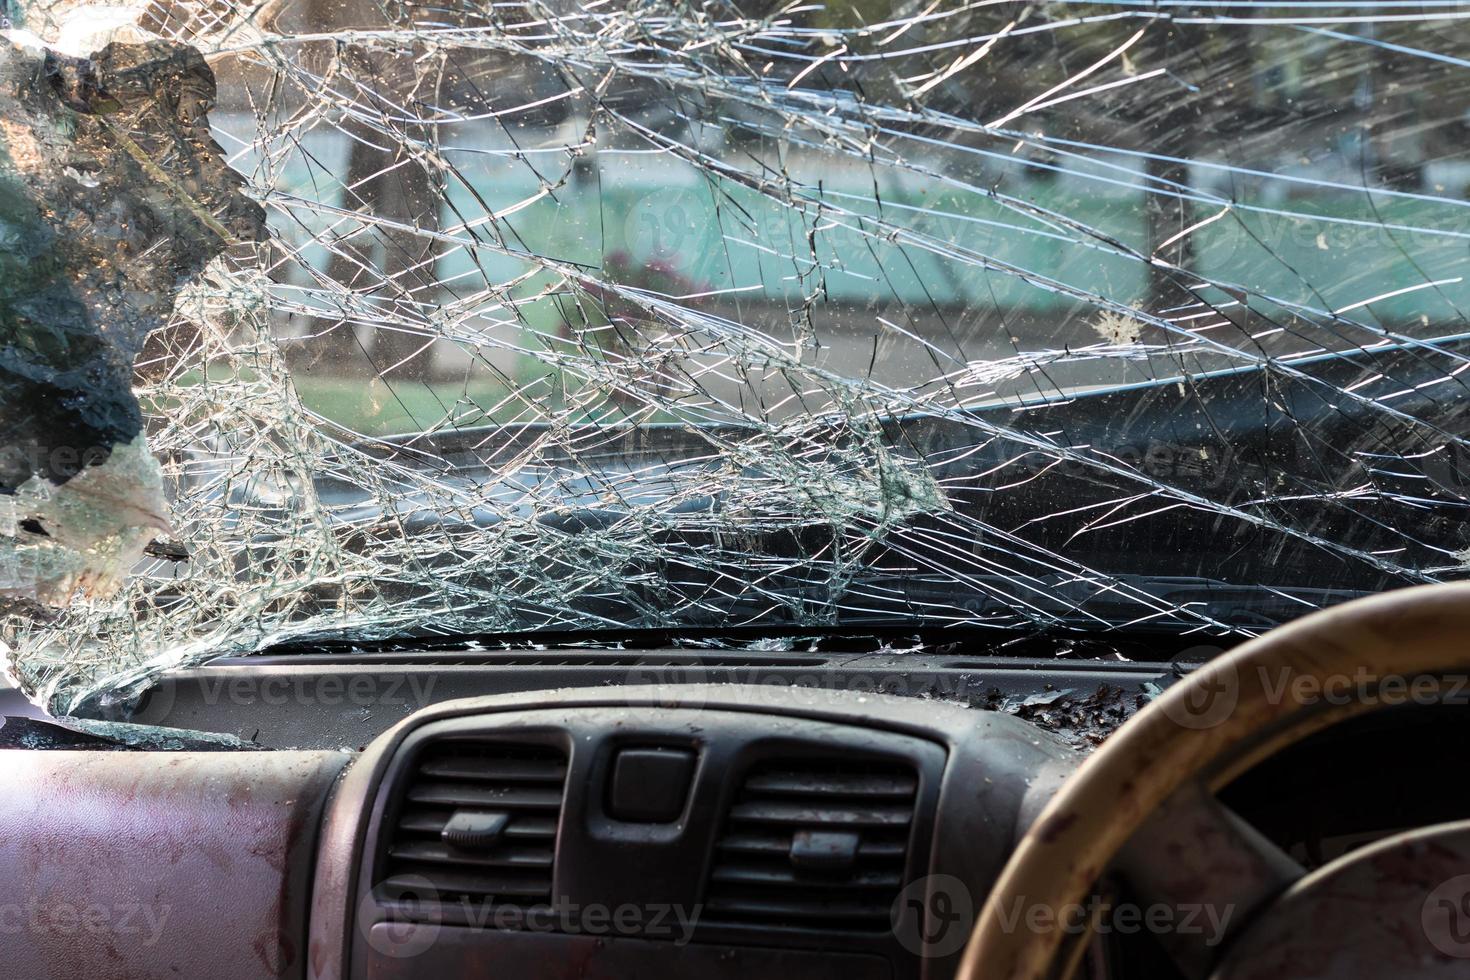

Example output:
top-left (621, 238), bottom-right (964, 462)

top-left (1, 0), bottom-right (1468, 713)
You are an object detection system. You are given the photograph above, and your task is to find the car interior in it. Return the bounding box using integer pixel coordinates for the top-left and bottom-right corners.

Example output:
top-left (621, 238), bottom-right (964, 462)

top-left (2, 0), bottom-right (1469, 978)
top-left (7, 586), bottom-right (1470, 979)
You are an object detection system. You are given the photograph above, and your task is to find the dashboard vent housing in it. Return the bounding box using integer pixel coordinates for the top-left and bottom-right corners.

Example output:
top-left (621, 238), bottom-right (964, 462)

top-left (377, 740), bottom-right (567, 919)
top-left (705, 757), bottom-right (918, 931)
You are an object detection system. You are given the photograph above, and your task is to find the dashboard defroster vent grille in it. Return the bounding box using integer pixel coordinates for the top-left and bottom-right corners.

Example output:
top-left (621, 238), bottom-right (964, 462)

top-left (376, 740), bottom-right (567, 919)
top-left (705, 757), bottom-right (918, 931)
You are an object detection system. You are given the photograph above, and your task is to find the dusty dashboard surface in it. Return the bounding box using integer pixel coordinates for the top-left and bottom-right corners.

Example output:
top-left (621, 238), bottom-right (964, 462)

top-left (0, 681), bottom-right (1081, 980)
top-left (306, 684), bottom-right (1078, 980)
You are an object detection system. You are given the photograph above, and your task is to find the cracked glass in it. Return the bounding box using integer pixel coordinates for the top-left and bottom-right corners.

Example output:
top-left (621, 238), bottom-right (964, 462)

top-left (1, 0), bottom-right (1468, 714)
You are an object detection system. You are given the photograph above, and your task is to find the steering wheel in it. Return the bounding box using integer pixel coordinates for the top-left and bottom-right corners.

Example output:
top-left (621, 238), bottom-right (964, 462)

top-left (958, 581), bottom-right (1470, 979)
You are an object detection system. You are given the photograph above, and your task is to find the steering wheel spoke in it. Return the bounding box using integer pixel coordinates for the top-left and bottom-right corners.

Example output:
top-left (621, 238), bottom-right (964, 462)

top-left (1115, 781), bottom-right (1304, 978)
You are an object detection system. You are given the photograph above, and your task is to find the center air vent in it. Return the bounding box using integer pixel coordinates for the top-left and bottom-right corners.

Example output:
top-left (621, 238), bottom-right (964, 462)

top-left (376, 740), bottom-right (568, 919)
top-left (704, 757), bottom-right (918, 931)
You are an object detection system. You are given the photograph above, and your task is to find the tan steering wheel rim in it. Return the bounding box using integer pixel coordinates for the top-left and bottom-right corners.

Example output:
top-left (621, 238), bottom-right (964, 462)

top-left (958, 581), bottom-right (1470, 980)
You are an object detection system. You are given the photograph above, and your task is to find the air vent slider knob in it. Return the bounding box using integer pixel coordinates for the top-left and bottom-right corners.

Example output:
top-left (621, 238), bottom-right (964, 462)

top-left (790, 829), bottom-right (861, 871)
top-left (442, 810), bottom-right (510, 851)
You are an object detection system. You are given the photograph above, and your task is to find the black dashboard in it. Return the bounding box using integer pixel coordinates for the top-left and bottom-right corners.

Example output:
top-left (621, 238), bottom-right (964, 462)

top-left (3, 650), bottom-right (1174, 980)
top-left (108, 648), bottom-right (1180, 751)
top-left (4, 646), bottom-right (1467, 979)
top-left (313, 684), bottom-right (1079, 980)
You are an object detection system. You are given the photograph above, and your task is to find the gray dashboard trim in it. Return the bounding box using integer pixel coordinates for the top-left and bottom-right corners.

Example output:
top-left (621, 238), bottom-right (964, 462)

top-left (307, 685), bottom-right (1077, 980)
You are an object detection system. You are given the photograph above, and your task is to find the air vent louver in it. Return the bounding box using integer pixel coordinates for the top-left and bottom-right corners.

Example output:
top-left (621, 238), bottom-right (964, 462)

top-left (377, 740), bottom-right (567, 919)
top-left (705, 757), bottom-right (918, 931)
